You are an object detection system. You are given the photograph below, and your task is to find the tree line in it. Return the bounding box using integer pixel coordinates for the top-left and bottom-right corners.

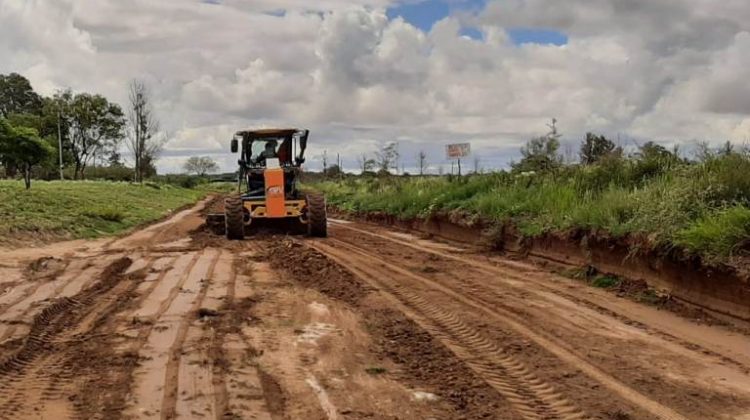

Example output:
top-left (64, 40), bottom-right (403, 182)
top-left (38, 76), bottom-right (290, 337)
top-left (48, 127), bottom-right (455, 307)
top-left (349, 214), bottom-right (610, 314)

top-left (330, 118), bottom-right (739, 180)
top-left (0, 73), bottom-right (165, 188)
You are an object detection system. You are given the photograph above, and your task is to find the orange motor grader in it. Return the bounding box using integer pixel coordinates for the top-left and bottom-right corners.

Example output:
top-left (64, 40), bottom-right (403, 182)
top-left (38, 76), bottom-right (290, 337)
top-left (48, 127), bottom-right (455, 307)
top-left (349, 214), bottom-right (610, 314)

top-left (207, 128), bottom-right (327, 239)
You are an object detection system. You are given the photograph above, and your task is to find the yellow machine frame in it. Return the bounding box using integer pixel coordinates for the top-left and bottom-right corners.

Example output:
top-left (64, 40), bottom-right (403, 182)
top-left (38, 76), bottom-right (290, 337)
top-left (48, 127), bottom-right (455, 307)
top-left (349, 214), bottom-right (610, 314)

top-left (244, 199), bottom-right (307, 221)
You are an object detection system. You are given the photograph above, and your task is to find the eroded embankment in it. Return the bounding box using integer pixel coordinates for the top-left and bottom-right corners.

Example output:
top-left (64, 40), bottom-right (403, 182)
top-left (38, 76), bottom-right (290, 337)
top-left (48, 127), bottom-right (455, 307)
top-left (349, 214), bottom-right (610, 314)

top-left (334, 210), bottom-right (750, 324)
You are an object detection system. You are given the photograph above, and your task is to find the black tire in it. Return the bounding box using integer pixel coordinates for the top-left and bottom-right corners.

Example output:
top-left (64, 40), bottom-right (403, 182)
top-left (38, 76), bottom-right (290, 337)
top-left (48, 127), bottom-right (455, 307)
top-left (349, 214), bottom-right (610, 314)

top-left (225, 196), bottom-right (245, 240)
top-left (306, 193), bottom-right (327, 237)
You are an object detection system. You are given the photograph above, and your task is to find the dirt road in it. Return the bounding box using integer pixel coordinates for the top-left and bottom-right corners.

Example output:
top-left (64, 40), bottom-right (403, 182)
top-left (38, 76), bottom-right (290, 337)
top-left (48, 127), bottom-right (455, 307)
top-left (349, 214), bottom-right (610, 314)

top-left (1, 199), bottom-right (750, 419)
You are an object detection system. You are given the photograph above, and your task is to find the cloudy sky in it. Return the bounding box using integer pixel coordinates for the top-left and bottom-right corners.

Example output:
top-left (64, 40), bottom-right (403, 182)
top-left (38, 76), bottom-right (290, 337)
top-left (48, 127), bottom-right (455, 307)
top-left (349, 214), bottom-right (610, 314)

top-left (2, 0), bottom-right (749, 173)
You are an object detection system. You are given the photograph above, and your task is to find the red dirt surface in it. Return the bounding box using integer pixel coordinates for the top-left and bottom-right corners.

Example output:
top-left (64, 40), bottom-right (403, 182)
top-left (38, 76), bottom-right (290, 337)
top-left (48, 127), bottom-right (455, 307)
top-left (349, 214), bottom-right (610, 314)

top-left (0, 201), bottom-right (750, 419)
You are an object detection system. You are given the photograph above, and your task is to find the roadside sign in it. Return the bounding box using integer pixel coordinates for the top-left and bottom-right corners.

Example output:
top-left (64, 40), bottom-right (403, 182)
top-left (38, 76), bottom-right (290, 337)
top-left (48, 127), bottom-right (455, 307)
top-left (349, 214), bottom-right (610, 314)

top-left (446, 143), bottom-right (471, 160)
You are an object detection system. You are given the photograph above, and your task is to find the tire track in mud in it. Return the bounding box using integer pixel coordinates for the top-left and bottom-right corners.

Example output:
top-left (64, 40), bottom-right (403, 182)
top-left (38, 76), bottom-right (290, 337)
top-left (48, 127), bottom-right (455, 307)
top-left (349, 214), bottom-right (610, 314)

top-left (331, 222), bottom-right (750, 371)
top-left (123, 250), bottom-right (207, 419)
top-left (122, 249), bottom-right (225, 420)
top-left (0, 256), bottom-right (134, 420)
top-left (161, 249), bottom-right (220, 420)
top-left (0, 256), bottom-right (124, 346)
top-left (310, 240), bottom-right (585, 420)
top-left (312, 238), bottom-right (689, 420)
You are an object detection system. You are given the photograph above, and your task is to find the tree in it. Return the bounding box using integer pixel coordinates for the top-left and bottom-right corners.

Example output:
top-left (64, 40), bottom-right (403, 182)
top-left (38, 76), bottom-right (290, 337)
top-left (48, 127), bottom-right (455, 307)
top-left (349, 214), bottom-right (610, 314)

top-left (357, 153), bottom-right (376, 173)
top-left (68, 93), bottom-right (125, 179)
top-left (0, 120), bottom-right (53, 189)
top-left (417, 150), bottom-right (428, 175)
top-left (184, 156), bottom-right (219, 176)
top-left (512, 119), bottom-right (563, 173)
top-left (636, 141), bottom-right (676, 161)
top-left (127, 80), bottom-right (165, 183)
top-left (376, 142), bottom-right (399, 173)
top-left (512, 136), bottom-right (562, 173)
top-left (325, 164), bottom-right (343, 178)
top-left (580, 133), bottom-right (621, 165)
top-left (0, 73), bottom-right (42, 118)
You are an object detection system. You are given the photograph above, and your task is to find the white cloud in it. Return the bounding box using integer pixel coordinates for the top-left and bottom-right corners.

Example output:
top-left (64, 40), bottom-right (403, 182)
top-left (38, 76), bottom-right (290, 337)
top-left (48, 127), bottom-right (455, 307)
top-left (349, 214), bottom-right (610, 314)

top-left (2, 0), bottom-right (750, 174)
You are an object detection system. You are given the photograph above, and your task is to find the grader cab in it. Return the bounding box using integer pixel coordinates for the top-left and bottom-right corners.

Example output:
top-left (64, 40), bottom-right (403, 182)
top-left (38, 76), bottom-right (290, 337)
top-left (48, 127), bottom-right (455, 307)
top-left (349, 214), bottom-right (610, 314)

top-left (207, 128), bottom-right (327, 239)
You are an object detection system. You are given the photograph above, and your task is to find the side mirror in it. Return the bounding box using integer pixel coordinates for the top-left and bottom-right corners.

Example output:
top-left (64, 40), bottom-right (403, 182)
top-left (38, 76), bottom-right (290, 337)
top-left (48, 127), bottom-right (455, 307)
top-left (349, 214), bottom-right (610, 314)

top-left (299, 130), bottom-right (309, 150)
top-left (230, 138), bottom-right (238, 153)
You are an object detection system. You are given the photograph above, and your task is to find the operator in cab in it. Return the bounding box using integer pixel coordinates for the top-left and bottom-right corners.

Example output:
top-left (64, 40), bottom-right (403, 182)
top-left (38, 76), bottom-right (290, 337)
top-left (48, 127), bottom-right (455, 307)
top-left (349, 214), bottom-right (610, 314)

top-left (254, 139), bottom-right (278, 166)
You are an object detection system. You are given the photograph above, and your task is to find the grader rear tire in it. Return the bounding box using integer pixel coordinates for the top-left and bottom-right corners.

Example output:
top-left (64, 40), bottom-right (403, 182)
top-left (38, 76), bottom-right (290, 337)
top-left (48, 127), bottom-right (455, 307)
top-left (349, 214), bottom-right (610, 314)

top-left (224, 196), bottom-right (245, 240)
top-left (306, 193), bottom-right (327, 238)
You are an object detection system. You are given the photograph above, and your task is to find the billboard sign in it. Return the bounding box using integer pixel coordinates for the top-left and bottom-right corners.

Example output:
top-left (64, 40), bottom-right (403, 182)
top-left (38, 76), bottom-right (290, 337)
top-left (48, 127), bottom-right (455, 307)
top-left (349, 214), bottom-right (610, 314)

top-left (446, 143), bottom-right (471, 160)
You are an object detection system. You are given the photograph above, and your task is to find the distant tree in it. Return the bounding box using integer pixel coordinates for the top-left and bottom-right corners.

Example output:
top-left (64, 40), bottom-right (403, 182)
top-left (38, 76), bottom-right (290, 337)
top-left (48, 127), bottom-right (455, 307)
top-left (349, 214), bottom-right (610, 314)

top-left (0, 120), bottom-right (53, 189)
top-left (65, 93), bottom-right (125, 179)
top-left (719, 141), bottom-right (735, 156)
top-left (512, 136), bottom-right (562, 173)
top-left (636, 141), bottom-right (676, 161)
top-left (325, 164), bottom-right (343, 178)
top-left (127, 80), bottom-right (165, 183)
top-left (512, 119), bottom-right (564, 173)
top-left (417, 150), bottom-right (428, 175)
top-left (108, 151), bottom-right (124, 167)
top-left (357, 153), bottom-right (376, 173)
top-left (184, 156), bottom-right (219, 176)
top-left (0, 73), bottom-right (43, 118)
top-left (580, 133), bottom-right (621, 165)
top-left (376, 142), bottom-right (399, 173)
top-left (473, 155), bottom-right (481, 174)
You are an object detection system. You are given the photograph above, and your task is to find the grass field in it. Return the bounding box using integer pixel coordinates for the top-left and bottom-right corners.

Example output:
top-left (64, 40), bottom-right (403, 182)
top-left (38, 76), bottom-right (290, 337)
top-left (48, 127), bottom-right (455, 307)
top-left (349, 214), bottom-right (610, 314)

top-left (316, 153), bottom-right (750, 264)
top-left (0, 180), bottom-right (230, 243)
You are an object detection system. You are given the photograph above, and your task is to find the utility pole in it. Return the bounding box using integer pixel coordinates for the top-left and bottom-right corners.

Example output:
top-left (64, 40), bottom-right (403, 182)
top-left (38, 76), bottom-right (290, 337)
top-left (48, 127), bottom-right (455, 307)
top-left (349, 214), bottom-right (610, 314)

top-left (337, 153), bottom-right (343, 180)
top-left (57, 109), bottom-right (64, 180)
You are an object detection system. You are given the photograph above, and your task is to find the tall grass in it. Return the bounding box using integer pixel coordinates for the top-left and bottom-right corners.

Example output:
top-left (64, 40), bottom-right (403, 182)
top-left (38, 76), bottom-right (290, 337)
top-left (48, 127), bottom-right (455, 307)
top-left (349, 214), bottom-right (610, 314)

top-left (316, 153), bottom-right (750, 263)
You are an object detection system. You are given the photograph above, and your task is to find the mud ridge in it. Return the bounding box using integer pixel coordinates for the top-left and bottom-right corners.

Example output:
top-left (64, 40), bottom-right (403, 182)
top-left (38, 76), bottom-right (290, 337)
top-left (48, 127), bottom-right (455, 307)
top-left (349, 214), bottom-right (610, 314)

top-left (263, 237), bottom-right (516, 419)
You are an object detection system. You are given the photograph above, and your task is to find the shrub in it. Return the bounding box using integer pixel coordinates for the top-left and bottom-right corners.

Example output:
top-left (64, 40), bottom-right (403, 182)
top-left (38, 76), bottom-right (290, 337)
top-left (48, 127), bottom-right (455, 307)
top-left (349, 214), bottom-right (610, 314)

top-left (675, 206), bottom-right (750, 259)
top-left (83, 208), bottom-right (125, 222)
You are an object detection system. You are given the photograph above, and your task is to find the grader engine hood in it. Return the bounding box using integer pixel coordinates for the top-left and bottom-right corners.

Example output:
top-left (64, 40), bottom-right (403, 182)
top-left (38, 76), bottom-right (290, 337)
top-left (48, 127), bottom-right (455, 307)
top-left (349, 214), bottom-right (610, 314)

top-left (264, 167), bottom-right (286, 218)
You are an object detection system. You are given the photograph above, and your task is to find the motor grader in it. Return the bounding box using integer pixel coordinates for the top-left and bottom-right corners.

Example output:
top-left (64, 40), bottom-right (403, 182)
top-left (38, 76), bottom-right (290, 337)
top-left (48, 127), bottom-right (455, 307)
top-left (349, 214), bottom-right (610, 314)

top-left (207, 128), bottom-right (327, 239)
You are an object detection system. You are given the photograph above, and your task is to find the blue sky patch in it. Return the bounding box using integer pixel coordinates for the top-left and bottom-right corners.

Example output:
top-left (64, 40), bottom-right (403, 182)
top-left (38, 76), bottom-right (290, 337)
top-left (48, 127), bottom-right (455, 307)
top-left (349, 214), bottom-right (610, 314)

top-left (508, 28), bottom-right (568, 46)
top-left (387, 0), bottom-right (487, 31)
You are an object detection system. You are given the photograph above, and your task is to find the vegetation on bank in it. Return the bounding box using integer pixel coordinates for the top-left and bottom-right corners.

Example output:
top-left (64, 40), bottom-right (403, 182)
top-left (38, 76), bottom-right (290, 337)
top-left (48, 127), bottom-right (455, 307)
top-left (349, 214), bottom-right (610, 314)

top-left (0, 180), bottom-right (230, 243)
top-left (316, 139), bottom-right (750, 265)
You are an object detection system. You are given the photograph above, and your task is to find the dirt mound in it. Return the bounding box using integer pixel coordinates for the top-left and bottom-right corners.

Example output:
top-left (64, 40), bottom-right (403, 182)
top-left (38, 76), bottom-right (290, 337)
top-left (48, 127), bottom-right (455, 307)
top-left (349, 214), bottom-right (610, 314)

top-left (367, 307), bottom-right (510, 419)
top-left (265, 238), bottom-right (372, 306)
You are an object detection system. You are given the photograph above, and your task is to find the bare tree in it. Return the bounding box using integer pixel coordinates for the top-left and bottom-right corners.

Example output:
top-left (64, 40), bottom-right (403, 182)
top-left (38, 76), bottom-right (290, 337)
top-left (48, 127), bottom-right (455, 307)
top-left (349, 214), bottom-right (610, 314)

top-left (473, 155), bottom-right (481, 174)
top-left (127, 80), bottom-right (165, 182)
top-left (357, 153), bottom-right (376, 173)
top-left (416, 150), bottom-right (428, 175)
top-left (375, 142), bottom-right (399, 173)
top-left (184, 156), bottom-right (219, 176)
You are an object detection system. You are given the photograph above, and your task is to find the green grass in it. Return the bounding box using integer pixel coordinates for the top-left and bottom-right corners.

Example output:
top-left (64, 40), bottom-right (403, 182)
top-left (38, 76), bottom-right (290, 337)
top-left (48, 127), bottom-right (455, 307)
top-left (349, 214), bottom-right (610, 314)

top-left (591, 276), bottom-right (621, 288)
top-left (0, 180), bottom-right (222, 242)
top-left (314, 153), bottom-right (750, 264)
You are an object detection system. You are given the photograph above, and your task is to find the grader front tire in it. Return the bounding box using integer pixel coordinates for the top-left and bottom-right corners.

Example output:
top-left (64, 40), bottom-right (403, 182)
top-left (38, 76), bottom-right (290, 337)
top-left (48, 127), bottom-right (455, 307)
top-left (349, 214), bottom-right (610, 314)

top-left (224, 196), bottom-right (245, 240)
top-left (306, 194), bottom-right (327, 238)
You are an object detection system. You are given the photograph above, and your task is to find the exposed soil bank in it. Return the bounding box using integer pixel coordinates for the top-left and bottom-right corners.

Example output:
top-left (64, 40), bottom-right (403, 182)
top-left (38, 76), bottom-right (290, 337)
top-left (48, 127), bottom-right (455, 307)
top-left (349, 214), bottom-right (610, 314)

top-left (335, 210), bottom-right (750, 324)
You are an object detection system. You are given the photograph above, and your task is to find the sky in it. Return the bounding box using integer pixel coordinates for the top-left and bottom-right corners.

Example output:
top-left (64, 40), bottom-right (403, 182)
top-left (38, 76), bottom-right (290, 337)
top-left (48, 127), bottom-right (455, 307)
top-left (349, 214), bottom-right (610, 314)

top-left (2, 0), bottom-right (750, 173)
